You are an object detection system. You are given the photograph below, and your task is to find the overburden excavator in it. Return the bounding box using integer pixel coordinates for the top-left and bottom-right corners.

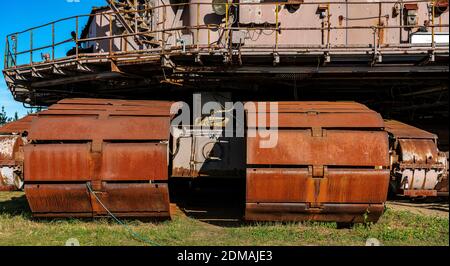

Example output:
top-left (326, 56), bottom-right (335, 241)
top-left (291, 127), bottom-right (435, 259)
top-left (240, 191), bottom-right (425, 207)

top-left (1, 0), bottom-right (448, 223)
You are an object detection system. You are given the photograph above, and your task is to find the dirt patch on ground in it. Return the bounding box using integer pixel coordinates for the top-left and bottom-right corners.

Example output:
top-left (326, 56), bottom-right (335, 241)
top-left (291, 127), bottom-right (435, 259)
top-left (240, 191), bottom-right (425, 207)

top-left (386, 200), bottom-right (449, 219)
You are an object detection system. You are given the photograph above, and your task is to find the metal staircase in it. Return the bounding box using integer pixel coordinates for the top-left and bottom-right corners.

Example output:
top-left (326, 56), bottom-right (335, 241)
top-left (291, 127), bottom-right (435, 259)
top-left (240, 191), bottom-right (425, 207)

top-left (107, 0), bottom-right (159, 47)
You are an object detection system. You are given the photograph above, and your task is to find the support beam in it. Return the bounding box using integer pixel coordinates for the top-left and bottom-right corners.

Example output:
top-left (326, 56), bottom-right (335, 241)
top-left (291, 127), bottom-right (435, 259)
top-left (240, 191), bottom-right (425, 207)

top-left (31, 72), bottom-right (124, 87)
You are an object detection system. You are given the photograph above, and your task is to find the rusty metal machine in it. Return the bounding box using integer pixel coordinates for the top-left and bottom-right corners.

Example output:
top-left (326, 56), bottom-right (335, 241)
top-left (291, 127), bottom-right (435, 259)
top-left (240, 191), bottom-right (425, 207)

top-left (386, 120), bottom-right (448, 198)
top-left (245, 102), bottom-right (390, 222)
top-left (1, 0), bottom-right (448, 222)
top-left (24, 99), bottom-right (173, 218)
top-left (0, 115), bottom-right (34, 191)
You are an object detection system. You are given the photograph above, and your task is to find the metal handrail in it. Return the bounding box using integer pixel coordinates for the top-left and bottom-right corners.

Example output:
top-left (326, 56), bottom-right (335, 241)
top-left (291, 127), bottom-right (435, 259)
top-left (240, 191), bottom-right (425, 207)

top-left (5, 0), bottom-right (443, 37)
top-left (3, 0), bottom-right (449, 69)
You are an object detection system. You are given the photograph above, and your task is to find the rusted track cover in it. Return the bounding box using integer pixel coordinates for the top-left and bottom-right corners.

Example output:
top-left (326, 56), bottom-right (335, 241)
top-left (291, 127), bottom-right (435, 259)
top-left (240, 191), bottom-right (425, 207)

top-left (0, 135), bottom-right (25, 190)
top-left (385, 120), bottom-right (448, 197)
top-left (385, 120), bottom-right (438, 140)
top-left (0, 115), bottom-right (35, 190)
top-left (0, 114), bottom-right (36, 134)
top-left (24, 98), bottom-right (174, 218)
top-left (245, 102), bottom-right (390, 223)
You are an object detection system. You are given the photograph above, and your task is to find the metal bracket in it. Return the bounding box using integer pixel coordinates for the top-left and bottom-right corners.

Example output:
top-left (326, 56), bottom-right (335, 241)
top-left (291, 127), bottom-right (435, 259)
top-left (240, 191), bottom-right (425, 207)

top-left (310, 165), bottom-right (327, 178)
top-left (3, 72), bottom-right (16, 84)
top-left (371, 52), bottom-right (382, 66)
top-left (428, 50), bottom-right (435, 62)
top-left (111, 60), bottom-right (122, 73)
top-left (90, 112), bottom-right (109, 153)
top-left (14, 70), bottom-right (27, 81)
top-left (88, 181), bottom-right (108, 215)
top-left (311, 127), bottom-right (325, 137)
top-left (308, 202), bottom-right (324, 210)
top-left (91, 140), bottom-right (103, 153)
top-left (76, 62), bottom-right (93, 73)
top-left (323, 52), bottom-right (331, 64)
top-left (31, 68), bottom-right (44, 79)
top-left (52, 65), bottom-right (66, 75)
top-left (195, 54), bottom-right (203, 65)
top-left (273, 53), bottom-right (280, 66)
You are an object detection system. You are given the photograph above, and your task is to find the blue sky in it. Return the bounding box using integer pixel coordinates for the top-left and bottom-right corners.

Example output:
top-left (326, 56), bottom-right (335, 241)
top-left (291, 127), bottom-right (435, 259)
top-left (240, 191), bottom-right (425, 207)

top-left (0, 0), bottom-right (106, 118)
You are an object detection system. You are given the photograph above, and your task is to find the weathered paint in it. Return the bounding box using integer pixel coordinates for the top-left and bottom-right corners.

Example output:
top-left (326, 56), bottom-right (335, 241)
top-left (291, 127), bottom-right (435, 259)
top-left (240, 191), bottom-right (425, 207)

top-left (386, 120), bottom-right (448, 197)
top-left (0, 135), bottom-right (26, 190)
top-left (24, 98), bottom-right (173, 219)
top-left (245, 101), bottom-right (390, 223)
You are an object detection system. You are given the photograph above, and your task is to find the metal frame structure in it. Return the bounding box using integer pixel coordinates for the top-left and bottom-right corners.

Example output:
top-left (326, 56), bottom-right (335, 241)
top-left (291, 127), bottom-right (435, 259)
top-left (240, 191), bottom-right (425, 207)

top-left (2, 0), bottom-right (449, 106)
top-left (3, 1), bottom-right (449, 65)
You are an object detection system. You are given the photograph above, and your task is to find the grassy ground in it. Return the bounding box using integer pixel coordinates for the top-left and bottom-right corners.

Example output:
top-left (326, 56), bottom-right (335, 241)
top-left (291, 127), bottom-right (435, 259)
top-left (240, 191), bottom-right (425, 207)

top-left (0, 192), bottom-right (448, 246)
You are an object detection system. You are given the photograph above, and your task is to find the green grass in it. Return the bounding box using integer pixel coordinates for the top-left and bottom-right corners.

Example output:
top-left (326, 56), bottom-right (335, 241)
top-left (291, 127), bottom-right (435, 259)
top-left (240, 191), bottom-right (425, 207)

top-left (0, 192), bottom-right (448, 246)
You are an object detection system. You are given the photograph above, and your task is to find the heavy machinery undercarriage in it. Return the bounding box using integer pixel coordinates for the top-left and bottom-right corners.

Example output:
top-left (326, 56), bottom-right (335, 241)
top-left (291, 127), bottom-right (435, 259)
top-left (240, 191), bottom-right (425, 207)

top-left (386, 120), bottom-right (448, 197)
top-left (0, 98), bottom-right (447, 222)
top-left (1, 0), bottom-right (448, 222)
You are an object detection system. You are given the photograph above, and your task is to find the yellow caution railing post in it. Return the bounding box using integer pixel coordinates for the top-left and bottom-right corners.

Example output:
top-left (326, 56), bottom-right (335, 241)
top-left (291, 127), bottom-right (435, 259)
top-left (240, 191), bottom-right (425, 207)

top-left (275, 2), bottom-right (279, 50)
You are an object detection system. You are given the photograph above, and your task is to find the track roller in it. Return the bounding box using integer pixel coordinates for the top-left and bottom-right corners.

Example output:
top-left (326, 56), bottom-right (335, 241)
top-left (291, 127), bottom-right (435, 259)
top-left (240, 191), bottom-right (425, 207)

top-left (385, 120), bottom-right (448, 198)
top-left (0, 115), bottom-right (35, 191)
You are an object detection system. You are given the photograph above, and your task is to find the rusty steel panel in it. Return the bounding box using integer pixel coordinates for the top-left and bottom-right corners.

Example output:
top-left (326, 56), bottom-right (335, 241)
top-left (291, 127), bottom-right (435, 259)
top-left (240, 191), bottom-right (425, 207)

top-left (0, 114), bottom-right (36, 134)
top-left (1, 135), bottom-right (26, 190)
top-left (24, 144), bottom-right (91, 182)
top-left (44, 103), bottom-right (176, 116)
top-left (245, 101), bottom-right (390, 222)
top-left (0, 135), bottom-right (23, 164)
top-left (403, 189), bottom-right (438, 197)
top-left (247, 168), bottom-right (389, 203)
top-left (56, 98), bottom-right (175, 106)
top-left (99, 183), bottom-right (170, 215)
top-left (23, 98), bottom-right (174, 218)
top-left (247, 130), bottom-right (389, 167)
top-left (320, 169), bottom-right (389, 203)
top-left (40, 109), bottom-right (173, 117)
top-left (29, 98), bottom-right (174, 141)
top-left (0, 185), bottom-right (16, 191)
top-left (246, 101), bottom-right (385, 128)
top-left (386, 120), bottom-right (448, 197)
top-left (246, 101), bottom-right (377, 112)
top-left (385, 120), bottom-right (437, 139)
top-left (25, 184), bottom-right (93, 214)
top-left (25, 142), bottom-right (169, 182)
top-left (25, 183), bottom-right (170, 218)
top-left (436, 175), bottom-right (449, 192)
top-left (248, 112), bottom-right (385, 129)
top-left (398, 139), bottom-right (439, 164)
top-left (247, 168), bottom-right (311, 202)
top-left (0, 169), bottom-right (18, 191)
top-left (245, 203), bottom-right (385, 223)
top-left (101, 143), bottom-right (168, 181)
top-left (29, 116), bottom-right (170, 141)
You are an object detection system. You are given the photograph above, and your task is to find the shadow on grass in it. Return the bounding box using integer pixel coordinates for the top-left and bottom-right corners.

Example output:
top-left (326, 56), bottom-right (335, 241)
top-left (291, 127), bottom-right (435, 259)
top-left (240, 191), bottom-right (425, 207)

top-left (170, 177), bottom-right (247, 227)
top-left (0, 193), bottom-right (31, 216)
top-left (0, 192), bottom-right (169, 224)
